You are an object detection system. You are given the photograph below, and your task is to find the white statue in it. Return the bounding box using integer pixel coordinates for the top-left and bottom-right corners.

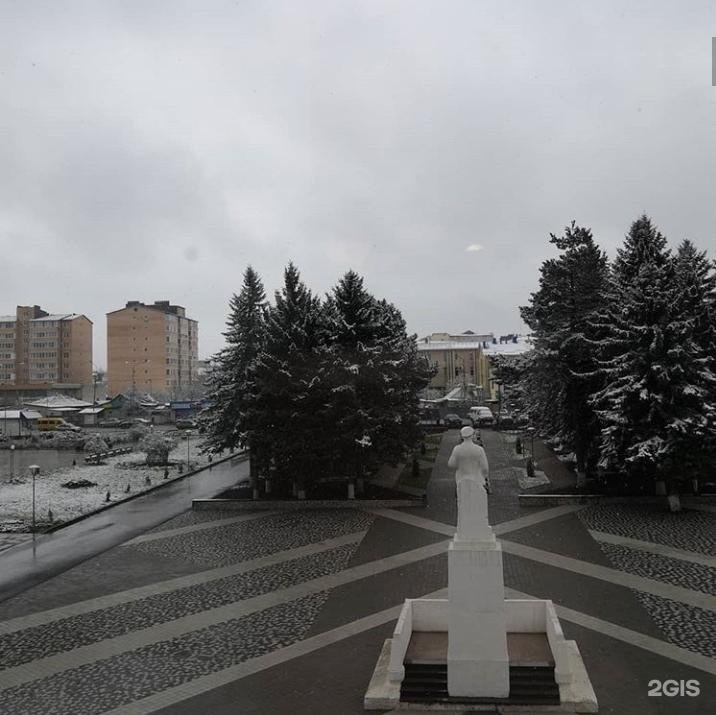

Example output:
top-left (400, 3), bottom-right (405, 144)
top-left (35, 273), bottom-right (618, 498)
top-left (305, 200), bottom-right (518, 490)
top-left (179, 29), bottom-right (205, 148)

top-left (447, 425), bottom-right (490, 487)
top-left (448, 425), bottom-right (492, 541)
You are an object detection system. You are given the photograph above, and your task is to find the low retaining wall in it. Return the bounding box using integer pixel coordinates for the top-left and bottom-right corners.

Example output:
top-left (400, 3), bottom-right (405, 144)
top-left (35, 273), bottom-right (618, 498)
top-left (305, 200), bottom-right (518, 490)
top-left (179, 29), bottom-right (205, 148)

top-left (519, 493), bottom-right (716, 507)
top-left (193, 497), bottom-right (424, 511)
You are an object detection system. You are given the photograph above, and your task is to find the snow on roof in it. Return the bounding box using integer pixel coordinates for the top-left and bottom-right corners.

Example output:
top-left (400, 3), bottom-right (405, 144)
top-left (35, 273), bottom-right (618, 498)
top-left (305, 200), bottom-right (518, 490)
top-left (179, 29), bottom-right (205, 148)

top-left (482, 336), bottom-right (533, 355)
top-left (23, 394), bottom-right (94, 409)
top-left (0, 315), bottom-right (16, 322)
top-left (79, 407), bottom-right (106, 414)
top-left (418, 340), bottom-right (495, 351)
top-left (30, 313), bottom-right (85, 322)
top-left (0, 410), bottom-right (41, 420)
top-left (418, 334), bottom-right (534, 355)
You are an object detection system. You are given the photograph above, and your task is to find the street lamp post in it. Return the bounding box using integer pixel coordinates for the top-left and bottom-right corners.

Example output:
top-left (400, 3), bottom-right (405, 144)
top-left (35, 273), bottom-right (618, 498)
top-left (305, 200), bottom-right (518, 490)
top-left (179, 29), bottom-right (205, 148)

top-left (10, 444), bottom-right (15, 479)
top-left (186, 431), bottom-right (191, 471)
top-left (29, 464), bottom-right (40, 534)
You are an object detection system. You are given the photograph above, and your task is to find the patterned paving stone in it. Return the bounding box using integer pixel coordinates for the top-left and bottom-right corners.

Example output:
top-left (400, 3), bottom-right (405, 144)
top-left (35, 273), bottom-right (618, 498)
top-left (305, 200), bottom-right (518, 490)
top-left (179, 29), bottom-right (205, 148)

top-left (146, 508), bottom-right (251, 533)
top-left (0, 544), bottom-right (358, 670)
top-left (579, 504), bottom-right (716, 556)
top-left (132, 509), bottom-right (374, 568)
top-left (0, 547), bottom-right (206, 622)
top-left (599, 543), bottom-right (716, 596)
top-left (635, 592), bottom-right (716, 658)
top-left (0, 592), bottom-right (329, 715)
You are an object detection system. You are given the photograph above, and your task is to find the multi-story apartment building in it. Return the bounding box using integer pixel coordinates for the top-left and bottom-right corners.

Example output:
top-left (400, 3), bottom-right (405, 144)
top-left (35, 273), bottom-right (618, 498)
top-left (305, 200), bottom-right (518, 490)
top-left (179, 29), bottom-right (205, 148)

top-left (107, 301), bottom-right (199, 397)
top-left (0, 305), bottom-right (93, 402)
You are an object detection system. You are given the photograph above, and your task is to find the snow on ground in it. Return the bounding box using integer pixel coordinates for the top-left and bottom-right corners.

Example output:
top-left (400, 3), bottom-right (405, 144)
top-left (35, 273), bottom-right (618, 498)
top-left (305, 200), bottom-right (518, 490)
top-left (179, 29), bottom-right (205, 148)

top-left (0, 436), bottom-right (212, 532)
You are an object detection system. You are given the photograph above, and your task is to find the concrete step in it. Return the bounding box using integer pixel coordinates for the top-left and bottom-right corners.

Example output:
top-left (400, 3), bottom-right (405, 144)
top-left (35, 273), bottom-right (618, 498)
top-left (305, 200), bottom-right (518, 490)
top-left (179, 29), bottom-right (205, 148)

top-left (401, 663), bottom-right (560, 705)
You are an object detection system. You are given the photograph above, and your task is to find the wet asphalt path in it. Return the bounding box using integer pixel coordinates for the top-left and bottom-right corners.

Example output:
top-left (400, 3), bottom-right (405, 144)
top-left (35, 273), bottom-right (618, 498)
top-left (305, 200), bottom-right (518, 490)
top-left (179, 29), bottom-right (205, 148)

top-left (0, 455), bottom-right (249, 603)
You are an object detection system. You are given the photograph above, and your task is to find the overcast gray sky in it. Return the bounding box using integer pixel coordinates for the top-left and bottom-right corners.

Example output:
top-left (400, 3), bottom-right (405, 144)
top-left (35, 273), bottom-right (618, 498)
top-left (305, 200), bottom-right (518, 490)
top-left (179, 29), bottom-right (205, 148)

top-left (2, 1), bottom-right (715, 367)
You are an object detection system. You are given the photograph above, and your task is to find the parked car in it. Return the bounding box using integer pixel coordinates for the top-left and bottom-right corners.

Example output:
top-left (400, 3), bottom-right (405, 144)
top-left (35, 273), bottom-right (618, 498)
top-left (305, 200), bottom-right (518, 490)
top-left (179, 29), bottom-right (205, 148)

top-left (55, 421), bottom-right (82, 433)
top-left (98, 418), bottom-right (122, 428)
top-left (443, 413), bottom-right (463, 428)
top-left (468, 406), bottom-right (495, 428)
top-left (175, 419), bottom-right (197, 429)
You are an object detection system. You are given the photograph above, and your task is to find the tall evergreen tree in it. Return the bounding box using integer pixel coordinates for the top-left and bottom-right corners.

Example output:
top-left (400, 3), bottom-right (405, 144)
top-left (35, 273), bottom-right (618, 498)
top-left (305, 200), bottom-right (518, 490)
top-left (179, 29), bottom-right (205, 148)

top-left (589, 215), bottom-right (710, 491)
top-left (323, 272), bottom-right (434, 485)
top-left (247, 263), bottom-right (331, 496)
top-left (520, 222), bottom-right (609, 476)
top-left (203, 266), bottom-right (266, 471)
top-left (668, 239), bottom-right (716, 479)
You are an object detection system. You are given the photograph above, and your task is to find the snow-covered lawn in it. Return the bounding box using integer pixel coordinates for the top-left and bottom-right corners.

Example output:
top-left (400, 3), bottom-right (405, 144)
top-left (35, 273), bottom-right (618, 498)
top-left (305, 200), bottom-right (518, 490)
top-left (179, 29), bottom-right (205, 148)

top-left (0, 436), bottom-right (211, 532)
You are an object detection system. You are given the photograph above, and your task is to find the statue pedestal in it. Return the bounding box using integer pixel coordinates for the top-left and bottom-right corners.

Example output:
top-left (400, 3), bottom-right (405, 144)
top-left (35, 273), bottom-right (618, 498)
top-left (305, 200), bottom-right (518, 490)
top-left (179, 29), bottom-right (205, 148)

top-left (447, 538), bottom-right (509, 698)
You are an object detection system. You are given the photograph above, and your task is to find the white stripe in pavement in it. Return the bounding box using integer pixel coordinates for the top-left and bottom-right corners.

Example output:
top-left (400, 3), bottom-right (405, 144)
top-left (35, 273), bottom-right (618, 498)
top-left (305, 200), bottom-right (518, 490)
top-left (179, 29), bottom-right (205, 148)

top-left (0, 540), bottom-right (448, 691)
top-left (376, 508), bottom-right (716, 611)
top-left (500, 540), bottom-right (716, 612)
top-left (589, 530), bottom-right (716, 568)
top-left (100, 588), bottom-right (448, 715)
top-left (103, 583), bottom-right (716, 715)
top-left (506, 587), bottom-right (716, 677)
top-left (0, 531), bottom-right (365, 636)
top-left (369, 508), bottom-right (454, 536)
top-left (370, 504), bottom-right (583, 539)
top-left (121, 512), bottom-right (276, 545)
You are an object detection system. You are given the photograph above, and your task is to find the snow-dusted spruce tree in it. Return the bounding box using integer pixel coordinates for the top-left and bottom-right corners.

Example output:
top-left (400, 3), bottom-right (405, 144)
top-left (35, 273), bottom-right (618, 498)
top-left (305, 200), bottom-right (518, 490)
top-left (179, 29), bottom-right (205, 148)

top-left (520, 222), bottom-right (609, 478)
top-left (370, 298), bottom-right (435, 470)
top-left (203, 266), bottom-right (266, 497)
top-left (670, 239), bottom-right (716, 482)
top-left (590, 215), bottom-right (716, 498)
top-left (247, 263), bottom-right (332, 498)
top-left (322, 270), bottom-right (383, 489)
top-left (322, 272), bottom-right (433, 491)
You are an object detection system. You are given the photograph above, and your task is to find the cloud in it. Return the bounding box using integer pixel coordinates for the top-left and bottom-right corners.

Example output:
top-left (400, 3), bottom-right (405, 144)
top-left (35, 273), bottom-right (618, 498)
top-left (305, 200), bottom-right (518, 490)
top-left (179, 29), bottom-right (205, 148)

top-left (0, 1), bottom-right (714, 365)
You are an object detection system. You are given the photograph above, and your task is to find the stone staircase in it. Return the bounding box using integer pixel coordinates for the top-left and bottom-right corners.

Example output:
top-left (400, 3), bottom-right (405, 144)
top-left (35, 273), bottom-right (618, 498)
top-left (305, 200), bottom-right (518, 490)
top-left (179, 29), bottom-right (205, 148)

top-left (400, 662), bottom-right (560, 706)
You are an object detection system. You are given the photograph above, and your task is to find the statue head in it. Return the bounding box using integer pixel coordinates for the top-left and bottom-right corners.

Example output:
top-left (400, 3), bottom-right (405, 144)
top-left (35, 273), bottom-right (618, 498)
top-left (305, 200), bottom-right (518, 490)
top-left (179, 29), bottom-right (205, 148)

top-left (460, 425), bottom-right (475, 441)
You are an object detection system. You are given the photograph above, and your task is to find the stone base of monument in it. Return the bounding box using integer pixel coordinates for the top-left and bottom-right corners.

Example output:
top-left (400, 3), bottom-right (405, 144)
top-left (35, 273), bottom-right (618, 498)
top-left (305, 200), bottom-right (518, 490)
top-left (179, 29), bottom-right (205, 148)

top-left (364, 598), bottom-right (598, 712)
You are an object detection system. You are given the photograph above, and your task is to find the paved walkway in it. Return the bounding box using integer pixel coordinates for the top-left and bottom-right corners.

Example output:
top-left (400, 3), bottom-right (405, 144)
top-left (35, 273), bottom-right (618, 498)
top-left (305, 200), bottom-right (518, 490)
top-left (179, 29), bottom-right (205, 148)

top-left (0, 454), bottom-right (249, 602)
top-left (0, 431), bottom-right (713, 714)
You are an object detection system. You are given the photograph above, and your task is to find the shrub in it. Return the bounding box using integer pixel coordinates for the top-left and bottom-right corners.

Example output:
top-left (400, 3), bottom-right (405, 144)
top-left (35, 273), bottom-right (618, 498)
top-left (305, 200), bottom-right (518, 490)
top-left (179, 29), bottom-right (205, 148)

top-left (139, 431), bottom-right (177, 466)
top-left (83, 434), bottom-right (109, 454)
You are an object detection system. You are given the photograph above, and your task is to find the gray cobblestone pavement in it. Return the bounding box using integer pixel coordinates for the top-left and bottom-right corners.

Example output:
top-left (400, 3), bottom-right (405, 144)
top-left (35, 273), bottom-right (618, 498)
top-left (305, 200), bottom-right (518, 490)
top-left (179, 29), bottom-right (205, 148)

top-left (132, 509), bottom-right (374, 568)
top-left (0, 429), bottom-right (713, 714)
top-left (0, 544), bottom-right (357, 670)
top-left (1, 592), bottom-right (328, 715)
top-left (636, 592), bottom-right (716, 658)
top-left (600, 543), bottom-right (716, 596)
top-left (579, 503), bottom-right (715, 556)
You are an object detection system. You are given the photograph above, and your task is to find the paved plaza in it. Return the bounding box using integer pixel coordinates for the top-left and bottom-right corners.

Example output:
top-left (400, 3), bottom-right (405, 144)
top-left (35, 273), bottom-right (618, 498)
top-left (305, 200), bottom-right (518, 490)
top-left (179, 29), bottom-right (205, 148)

top-left (0, 431), bottom-right (714, 714)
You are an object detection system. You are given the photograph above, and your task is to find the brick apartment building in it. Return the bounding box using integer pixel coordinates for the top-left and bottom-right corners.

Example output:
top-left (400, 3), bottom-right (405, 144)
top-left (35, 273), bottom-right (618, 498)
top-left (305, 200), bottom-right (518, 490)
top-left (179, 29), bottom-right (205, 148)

top-left (107, 300), bottom-right (199, 398)
top-left (0, 305), bottom-right (93, 403)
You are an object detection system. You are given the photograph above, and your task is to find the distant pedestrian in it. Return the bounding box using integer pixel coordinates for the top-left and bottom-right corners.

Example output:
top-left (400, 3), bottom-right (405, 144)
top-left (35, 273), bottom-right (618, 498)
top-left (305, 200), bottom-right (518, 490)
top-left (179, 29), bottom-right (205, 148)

top-left (208, 455), bottom-right (213, 470)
